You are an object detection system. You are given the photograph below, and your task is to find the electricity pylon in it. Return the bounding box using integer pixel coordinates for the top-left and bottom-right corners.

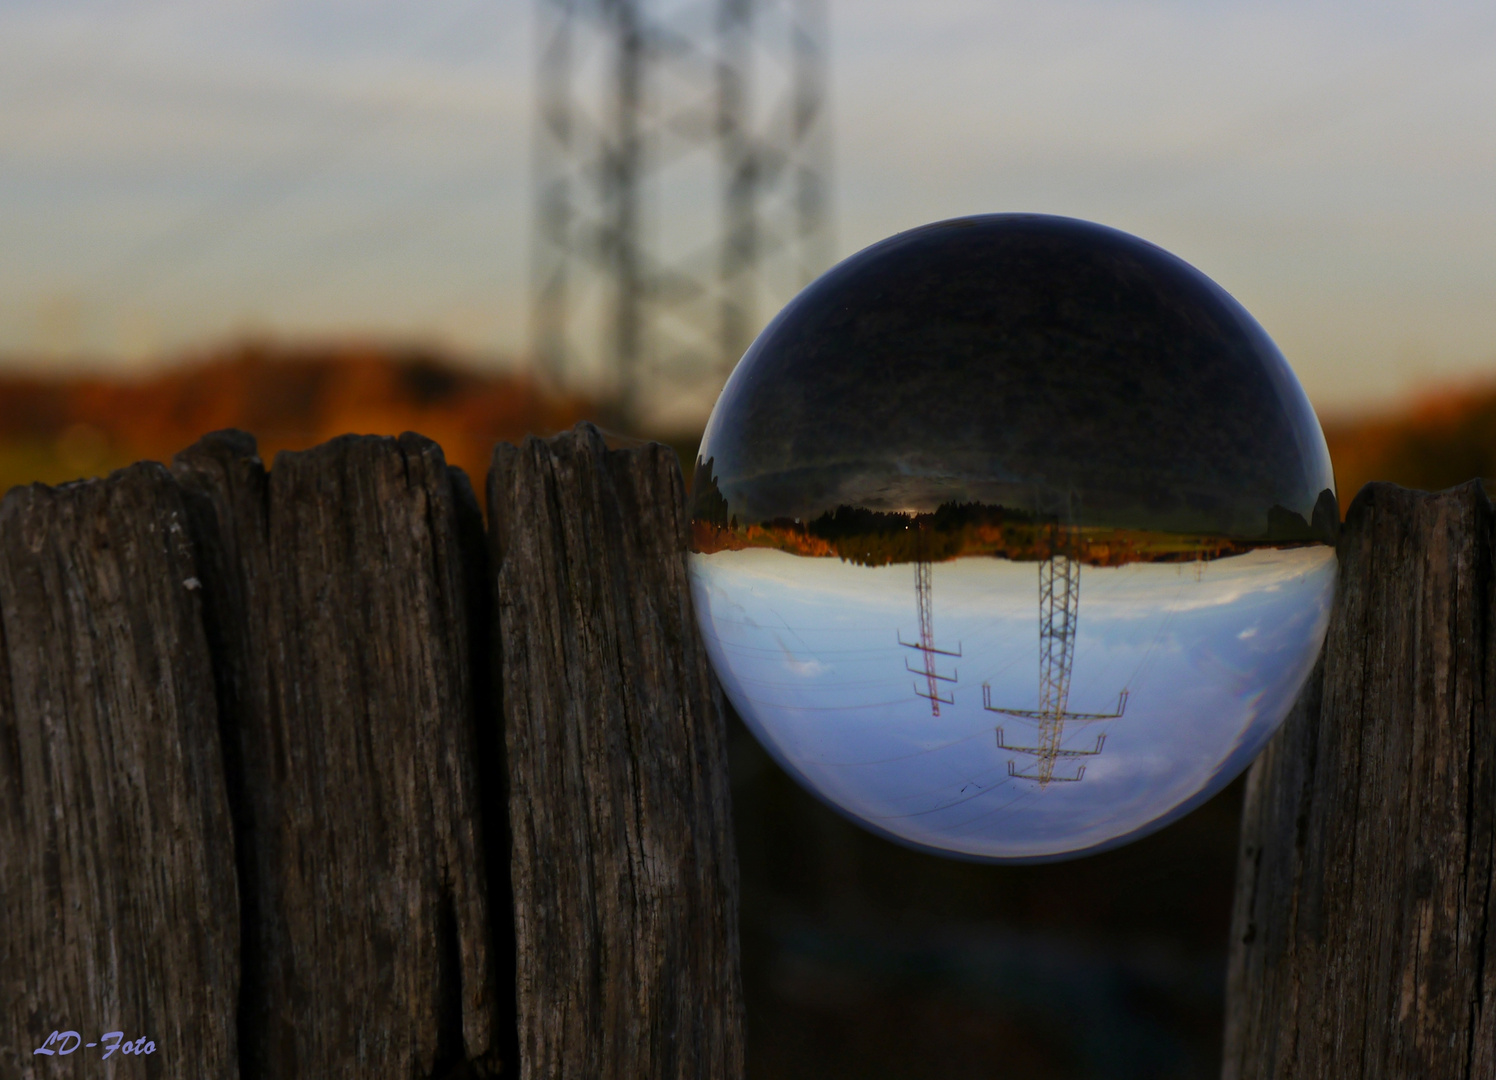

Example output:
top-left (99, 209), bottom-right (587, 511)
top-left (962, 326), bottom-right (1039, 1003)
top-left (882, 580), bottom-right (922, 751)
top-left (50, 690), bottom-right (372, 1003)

top-left (531, 0), bottom-right (832, 427)
top-left (984, 520), bottom-right (1128, 785)
top-left (900, 522), bottom-right (960, 716)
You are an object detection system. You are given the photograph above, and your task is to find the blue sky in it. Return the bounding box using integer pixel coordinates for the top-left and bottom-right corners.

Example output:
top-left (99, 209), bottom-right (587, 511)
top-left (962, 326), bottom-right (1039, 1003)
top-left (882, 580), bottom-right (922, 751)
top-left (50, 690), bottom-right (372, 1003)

top-left (1, 0), bottom-right (1494, 416)
top-left (690, 545), bottom-right (1336, 861)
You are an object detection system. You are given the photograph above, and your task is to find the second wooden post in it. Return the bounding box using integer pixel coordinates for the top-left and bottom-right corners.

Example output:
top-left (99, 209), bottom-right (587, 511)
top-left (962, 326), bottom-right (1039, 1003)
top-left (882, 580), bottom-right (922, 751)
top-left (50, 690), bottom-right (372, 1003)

top-left (489, 423), bottom-right (745, 1080)
top-left (1224, 480), bottom-right (1496, 1078)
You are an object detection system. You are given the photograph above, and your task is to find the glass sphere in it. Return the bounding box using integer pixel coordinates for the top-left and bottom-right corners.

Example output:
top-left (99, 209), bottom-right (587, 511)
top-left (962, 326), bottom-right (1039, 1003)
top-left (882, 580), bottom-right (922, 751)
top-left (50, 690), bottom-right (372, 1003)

top-left (688, 214), bottom-right (1336, 862)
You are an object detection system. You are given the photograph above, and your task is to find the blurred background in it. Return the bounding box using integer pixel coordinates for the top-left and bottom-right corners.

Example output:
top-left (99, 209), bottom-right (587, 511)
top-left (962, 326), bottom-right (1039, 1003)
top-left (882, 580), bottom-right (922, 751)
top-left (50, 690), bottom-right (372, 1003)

top-left (2, 1), bottom-right (1494, 1076)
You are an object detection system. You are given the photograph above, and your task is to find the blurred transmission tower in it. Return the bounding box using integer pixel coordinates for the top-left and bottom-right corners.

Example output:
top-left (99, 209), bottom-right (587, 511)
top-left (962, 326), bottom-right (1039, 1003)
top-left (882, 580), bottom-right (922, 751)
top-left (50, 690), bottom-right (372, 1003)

top-left (531, 0), bottom-right (832, 427)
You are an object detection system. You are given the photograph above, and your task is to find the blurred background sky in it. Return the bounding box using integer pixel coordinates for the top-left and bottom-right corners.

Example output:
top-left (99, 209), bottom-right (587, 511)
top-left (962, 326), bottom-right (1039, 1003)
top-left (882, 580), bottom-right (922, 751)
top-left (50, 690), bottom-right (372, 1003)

top-left (3, 0), bottom-right (1495, 416)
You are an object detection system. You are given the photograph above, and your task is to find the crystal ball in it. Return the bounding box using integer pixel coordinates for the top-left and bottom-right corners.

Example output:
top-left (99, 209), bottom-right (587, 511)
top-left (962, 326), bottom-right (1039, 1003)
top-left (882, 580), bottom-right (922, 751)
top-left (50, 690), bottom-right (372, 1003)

top-left (688, 214), bottom-right (1337, 862)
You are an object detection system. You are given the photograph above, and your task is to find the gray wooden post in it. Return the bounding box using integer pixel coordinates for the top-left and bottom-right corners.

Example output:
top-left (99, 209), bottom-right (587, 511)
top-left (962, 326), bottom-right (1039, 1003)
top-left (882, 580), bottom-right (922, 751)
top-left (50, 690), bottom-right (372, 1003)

top-left (172, 431), bottom-right (503, 1079)
top-left (0, 464), bottom-right (240, 1078)
top-left (1224, 480), bottom-right (1496, 1078)
top-left (489, 423), bottom-right (745, 1080)
top-left (0, 423), bottom-right (743, 1080)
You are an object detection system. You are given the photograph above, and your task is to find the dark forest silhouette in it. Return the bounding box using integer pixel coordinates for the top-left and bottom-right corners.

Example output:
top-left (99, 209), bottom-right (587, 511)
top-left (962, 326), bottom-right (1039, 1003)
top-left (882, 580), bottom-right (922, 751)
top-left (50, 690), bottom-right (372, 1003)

top-left (691, 455), bottom-right (1336, 567)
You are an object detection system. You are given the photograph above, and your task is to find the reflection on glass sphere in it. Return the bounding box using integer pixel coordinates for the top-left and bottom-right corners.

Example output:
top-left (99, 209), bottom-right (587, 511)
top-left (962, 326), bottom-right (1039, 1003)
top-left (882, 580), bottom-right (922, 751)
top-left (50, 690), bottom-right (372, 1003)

top-left (688, 214), bottom-right (1337, 863)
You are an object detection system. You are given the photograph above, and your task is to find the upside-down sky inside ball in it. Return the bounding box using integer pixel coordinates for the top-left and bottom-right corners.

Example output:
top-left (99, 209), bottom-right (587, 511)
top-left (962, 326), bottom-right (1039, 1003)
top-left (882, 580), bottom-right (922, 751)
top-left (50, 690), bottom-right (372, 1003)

top-left (688, 214), bottom-right (1337, 863)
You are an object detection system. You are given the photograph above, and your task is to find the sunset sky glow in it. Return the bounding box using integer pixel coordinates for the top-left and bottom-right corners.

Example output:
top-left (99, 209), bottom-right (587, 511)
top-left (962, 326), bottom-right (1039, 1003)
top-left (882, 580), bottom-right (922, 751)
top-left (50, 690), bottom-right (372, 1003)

top-left (1, 0), bottom-right (1494, 417)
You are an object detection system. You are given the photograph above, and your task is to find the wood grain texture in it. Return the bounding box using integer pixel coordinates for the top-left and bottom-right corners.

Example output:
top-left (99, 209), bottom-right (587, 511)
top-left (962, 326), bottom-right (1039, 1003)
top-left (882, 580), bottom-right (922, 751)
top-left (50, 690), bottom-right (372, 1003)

top-left (1223, 480), bottom-right (1496, 1079)
top-left (173, 430), bottom-right (504, 1080)
top-left (0, 464), bottom-right (239, 1078)
top-left (489, 423), bottom-right (744, 1080)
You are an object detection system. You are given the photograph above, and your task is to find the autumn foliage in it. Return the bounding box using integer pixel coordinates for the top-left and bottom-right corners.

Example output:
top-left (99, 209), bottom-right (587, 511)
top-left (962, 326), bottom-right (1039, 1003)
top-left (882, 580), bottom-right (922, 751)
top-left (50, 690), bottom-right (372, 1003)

top-left (0, 339), bottom-right (594, 496)
top-left (691, 516), bottom-right (1297, 568)
top-left (689, 456), bottom-right (1335, 567)
top-left (1, 341), bottom-right (1493, 520)
top-left (1323, 382), bottom-right (1496, 508)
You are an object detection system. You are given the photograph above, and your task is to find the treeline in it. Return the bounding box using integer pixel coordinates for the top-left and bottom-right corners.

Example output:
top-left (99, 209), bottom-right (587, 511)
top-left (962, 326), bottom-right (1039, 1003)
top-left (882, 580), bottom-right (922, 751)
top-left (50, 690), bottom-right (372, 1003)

top-left (690, 512), bottom-right (1274, 567)
top-left (690, 457), bottom-right (1336, 567)
top-left (0, 339), bottom-right (593, 497)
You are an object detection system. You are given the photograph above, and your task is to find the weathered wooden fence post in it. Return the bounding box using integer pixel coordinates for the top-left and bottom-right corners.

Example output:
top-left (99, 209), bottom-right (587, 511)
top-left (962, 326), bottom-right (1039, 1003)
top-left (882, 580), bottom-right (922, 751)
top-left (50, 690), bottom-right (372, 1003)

top-left (171, 430), bottom-right (504, 1079)
top-left (489, 424), bottom-right (745, 1080)
top-left (16, 423), bottom-right (1494, 1077)
top-left (0, 464), bottom-right (240, 1078)
top-left (0, 422), bottom-right (742, 1080)
top-left (1224, 480), bottom-right (1496, 1078)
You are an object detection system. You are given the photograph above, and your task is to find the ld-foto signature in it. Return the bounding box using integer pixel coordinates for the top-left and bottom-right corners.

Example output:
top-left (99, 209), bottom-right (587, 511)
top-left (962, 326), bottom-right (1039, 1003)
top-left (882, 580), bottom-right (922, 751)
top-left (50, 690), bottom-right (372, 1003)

top-left (34, 1030), bottom-right (156, 1058)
